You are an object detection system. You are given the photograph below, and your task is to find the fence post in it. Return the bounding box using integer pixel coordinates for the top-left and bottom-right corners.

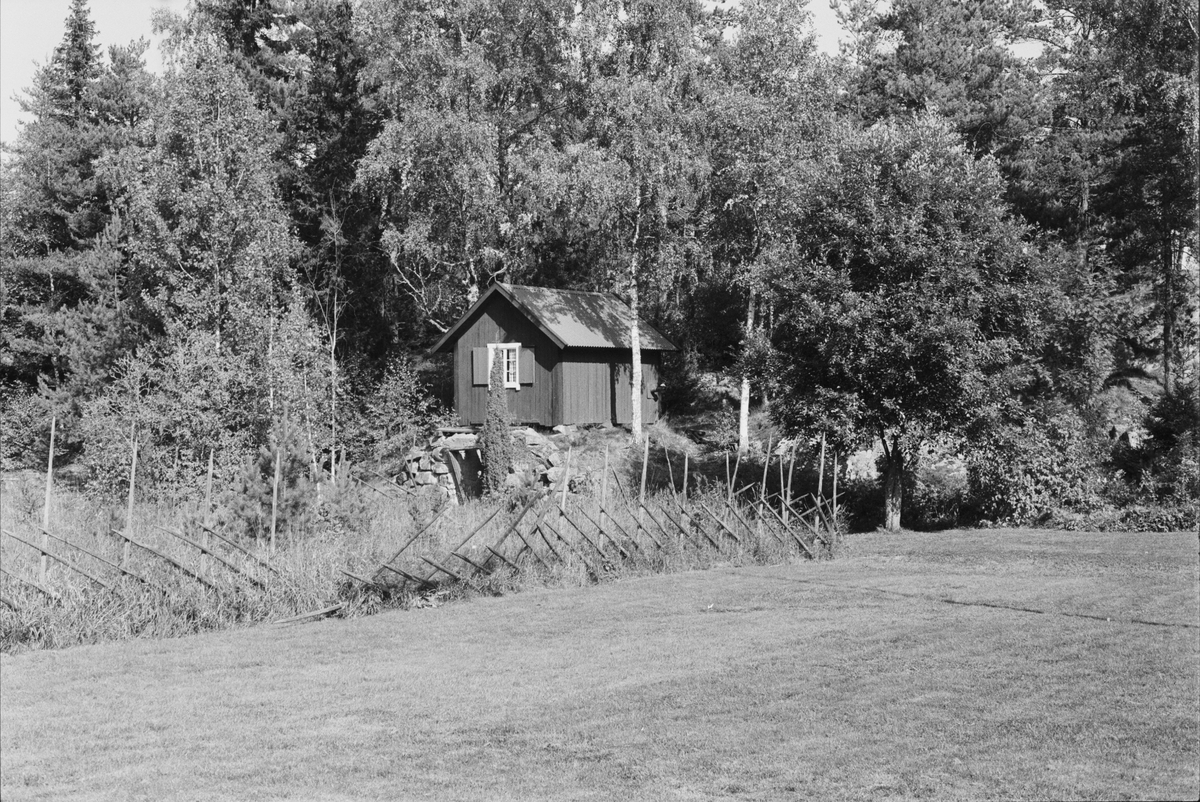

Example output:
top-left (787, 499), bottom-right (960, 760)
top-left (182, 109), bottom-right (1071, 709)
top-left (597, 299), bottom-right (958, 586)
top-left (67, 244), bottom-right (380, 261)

top-left (270, 446), bottom-right (281, 554)
top-left (202, 449), bottom-right (214, 577)
top-left (638, 438), bottom-right (649, 537)
top-left (560, 446), bottom-right (572, 510)
top-left (600, 445), bottom-right (609, 539)
top-left (817, 432), bottom-right (826, 501)
top-left (785, 443), bottom-right (796, 525)
top-left (758, 438), bottom-right (771, 541)
top-left (682, 452), bottom-right (689, 508)
top-left (41, 416), bottom-right (56, 585)
top-left (832, 450), bottom-right (839, 530)
top-left (124, 433), bottom-right (137, 566)
top-left (205, 449), bottom-right (214, 517)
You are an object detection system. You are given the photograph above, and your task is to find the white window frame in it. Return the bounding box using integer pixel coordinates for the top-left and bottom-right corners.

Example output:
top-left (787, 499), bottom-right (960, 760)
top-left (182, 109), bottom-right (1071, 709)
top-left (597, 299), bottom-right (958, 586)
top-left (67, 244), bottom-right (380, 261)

top-left (487, 343), bottom-right (520, 389)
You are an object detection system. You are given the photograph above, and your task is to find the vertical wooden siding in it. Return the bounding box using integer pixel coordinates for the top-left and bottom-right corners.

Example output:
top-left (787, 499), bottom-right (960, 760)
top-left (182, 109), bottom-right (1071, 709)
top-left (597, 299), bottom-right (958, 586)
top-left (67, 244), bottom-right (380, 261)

top-left (560, 348), bottom-right (615, 425)
top-left (453, 296), bottom-right (559, 426)
top-left (610, 351), bottom-right (661, 426)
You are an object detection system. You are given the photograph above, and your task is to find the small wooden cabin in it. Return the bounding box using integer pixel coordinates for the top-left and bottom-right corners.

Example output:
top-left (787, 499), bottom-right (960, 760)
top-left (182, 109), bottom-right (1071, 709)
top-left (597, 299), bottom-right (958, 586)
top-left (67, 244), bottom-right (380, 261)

top-left (429, 283), bottom-right (677, 428)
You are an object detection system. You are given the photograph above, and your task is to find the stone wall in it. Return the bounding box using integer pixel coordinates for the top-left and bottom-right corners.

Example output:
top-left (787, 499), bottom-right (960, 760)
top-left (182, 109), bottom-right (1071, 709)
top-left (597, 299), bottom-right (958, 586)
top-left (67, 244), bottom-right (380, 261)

top-left (397, 426), bottom-right (572, 502)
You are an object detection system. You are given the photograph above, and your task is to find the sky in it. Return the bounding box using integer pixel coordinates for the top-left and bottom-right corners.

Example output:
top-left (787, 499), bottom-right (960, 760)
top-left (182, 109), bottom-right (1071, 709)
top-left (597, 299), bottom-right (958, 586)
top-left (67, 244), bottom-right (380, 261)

top-left (1, 0), bottom-right (844, 149)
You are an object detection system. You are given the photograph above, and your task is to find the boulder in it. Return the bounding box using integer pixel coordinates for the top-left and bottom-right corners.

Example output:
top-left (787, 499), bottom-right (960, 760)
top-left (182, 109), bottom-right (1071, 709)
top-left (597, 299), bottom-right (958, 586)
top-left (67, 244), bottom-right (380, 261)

top-left (552, 424), bottom-right (577, 436)
top-left (442, 433), bottom-right (478, 450)
top-left (523, 428), bottom-right (550, 449)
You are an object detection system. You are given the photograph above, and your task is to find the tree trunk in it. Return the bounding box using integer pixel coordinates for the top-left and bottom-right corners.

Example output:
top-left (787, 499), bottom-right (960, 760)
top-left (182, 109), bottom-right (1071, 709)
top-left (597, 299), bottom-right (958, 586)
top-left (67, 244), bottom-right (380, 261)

top-left (629, 253), bottom-right (643, 444)
top-left (737, 292), bottom-right (756, 454)
top-left (1162, 230), bottom-right (1175, 396)
top-left (882, 435), bottom-right (904, 532)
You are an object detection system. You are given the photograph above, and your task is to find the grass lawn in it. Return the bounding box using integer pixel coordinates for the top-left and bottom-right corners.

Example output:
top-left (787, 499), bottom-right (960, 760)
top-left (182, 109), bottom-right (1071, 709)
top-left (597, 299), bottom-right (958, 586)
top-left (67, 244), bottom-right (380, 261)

top-left (1, 529), bottom-right (1197, 801)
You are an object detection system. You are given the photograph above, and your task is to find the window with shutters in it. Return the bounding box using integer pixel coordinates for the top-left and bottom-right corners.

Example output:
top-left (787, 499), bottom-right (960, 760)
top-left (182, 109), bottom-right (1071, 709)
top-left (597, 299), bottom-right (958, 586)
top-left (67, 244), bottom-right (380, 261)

top-left (487, 343), bottom-right (520, 389)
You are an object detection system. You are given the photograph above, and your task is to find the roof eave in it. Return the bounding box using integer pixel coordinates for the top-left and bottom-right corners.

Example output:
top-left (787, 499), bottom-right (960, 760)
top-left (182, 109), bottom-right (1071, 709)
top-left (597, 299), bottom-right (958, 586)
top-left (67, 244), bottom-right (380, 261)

top-left (427, 284), bottom-right (501, 356)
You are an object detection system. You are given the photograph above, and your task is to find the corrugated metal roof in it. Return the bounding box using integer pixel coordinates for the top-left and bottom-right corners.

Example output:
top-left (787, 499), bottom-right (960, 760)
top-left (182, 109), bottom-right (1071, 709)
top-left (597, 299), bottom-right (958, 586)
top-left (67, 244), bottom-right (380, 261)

top-left (430, 283), bottom-right (677, 353)
top-left (502, 284), bottom-right (676, 350)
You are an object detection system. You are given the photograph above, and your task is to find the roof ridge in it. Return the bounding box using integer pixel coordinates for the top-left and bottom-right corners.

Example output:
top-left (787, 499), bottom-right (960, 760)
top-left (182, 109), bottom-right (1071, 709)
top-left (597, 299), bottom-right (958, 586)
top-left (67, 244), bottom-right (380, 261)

top-left (506, 283), bottom-right (618, 298)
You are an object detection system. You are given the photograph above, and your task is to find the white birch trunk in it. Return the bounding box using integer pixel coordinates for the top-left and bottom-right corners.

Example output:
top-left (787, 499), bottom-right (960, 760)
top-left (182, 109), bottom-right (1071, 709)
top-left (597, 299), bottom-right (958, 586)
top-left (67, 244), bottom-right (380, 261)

top-left (630, 257), bottom-right (643, 444)
top-left (737, 292), bottom-right (755, 454)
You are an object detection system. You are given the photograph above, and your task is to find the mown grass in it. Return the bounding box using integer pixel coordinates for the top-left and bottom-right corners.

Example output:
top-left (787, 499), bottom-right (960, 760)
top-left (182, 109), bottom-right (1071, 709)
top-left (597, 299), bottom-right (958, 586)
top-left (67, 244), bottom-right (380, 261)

top-left (1, 529), bottom-right (1195, 801)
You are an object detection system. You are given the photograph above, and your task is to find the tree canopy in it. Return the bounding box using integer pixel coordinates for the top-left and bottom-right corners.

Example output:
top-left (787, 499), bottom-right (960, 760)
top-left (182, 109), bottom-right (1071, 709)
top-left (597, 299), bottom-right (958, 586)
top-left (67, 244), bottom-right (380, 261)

top-left (1, 0), bottom-right (1194, 526)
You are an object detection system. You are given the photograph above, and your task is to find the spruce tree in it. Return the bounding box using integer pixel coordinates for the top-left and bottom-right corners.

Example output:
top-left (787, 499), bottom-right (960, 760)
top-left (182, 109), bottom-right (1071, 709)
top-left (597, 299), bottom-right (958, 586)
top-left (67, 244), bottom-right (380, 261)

top-left (480, 353), bottom-right (513, 495)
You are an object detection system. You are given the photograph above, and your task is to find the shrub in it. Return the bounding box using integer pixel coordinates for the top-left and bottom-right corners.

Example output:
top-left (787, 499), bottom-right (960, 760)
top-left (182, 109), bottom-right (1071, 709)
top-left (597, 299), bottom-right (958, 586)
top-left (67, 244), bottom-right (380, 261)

top-left (965, 403), bottom-right (1107, 525)
top-left (0, 381), bottom-right (46, 472)
top-left (1142, 381), bottom-right (1200, 502)
top-left (344, 354), bottom-right (453, 474)
top-left (658, 347), bottom-right (709, 415)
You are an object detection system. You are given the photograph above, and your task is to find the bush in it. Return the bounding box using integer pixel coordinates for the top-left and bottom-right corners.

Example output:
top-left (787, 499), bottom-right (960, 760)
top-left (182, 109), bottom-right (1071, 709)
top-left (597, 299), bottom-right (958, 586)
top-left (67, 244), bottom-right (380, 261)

top-left (0, 382), bottom-right (46, 472)
top-left (1141, 381), bottom-right (1200, 502)
top-left (965, 403), bottom-right (1107, 525)
top-left (1049, 504), bottom-right (1199, 532)
top-left (658, 347), bottom-right (709, 415)
top-left (343, 354), bottom-right (454, 474)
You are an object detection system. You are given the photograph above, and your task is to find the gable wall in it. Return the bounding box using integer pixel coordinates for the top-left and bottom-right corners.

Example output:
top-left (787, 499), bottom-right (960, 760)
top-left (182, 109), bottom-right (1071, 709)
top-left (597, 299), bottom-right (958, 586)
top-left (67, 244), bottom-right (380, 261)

top-left (454, 295), bottom-right (560, 426)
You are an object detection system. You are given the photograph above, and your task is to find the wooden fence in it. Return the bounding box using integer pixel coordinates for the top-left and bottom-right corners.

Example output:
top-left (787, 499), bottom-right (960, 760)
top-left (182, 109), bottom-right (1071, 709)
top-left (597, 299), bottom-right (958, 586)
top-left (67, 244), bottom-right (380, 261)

top-left (1, 429), bottom-right (841, 619)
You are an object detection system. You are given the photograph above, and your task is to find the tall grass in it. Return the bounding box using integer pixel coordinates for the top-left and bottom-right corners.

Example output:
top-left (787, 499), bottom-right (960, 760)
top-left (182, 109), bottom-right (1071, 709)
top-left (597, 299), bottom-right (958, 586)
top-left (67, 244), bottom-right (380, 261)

top-left (1, 464), bottom-right (830, 653)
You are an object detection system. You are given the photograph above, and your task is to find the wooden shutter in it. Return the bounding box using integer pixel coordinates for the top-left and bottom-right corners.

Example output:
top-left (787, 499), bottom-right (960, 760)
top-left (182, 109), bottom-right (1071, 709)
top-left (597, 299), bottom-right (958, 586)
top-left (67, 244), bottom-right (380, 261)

top-left (472, 347), bottom-right (488, 386)
top-left (519, 346), bottom-right (535, 385)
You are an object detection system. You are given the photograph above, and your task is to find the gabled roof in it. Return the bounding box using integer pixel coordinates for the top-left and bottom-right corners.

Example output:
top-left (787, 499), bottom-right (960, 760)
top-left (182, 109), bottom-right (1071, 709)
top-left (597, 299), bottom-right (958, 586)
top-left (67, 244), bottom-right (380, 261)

top-left (430, 283), bottom-right (677, 354)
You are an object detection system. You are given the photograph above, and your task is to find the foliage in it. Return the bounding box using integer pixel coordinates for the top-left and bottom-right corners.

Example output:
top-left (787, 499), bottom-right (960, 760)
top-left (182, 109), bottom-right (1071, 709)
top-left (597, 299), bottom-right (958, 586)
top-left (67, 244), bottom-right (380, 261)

top-left (347, 354), bottom-right (454, 474)
top-left (216, 417), bottom-right (317, 545)
top-left (767, 114), bottom-right (1062, 528)
top-left (965, 403), bottom-right (1108, 525)
top-left (1137, 379), bottom-right (1200, 501)
top-left (0, 0), bottom-right (1194, 530)
top-left (480, 355), bottom-right (514, 495)
top-left (903, 443), bottom-right (970, 531)
top-left (0, 382), bottom-right (45, 472)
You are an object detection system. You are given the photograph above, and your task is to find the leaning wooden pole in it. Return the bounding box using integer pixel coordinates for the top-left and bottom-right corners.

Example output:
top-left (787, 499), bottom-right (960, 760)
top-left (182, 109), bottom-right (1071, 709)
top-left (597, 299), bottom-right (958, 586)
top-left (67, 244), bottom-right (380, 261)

top-left (6, 529), bottom-right (112, 590)
top-left (41, 416), bottom-right (56, 585)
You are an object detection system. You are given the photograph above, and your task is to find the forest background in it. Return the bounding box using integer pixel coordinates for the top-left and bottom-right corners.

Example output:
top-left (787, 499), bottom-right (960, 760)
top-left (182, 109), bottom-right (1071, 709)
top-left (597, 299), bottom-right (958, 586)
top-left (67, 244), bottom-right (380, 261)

top-left (1, 0), bottom-right (1197, 532)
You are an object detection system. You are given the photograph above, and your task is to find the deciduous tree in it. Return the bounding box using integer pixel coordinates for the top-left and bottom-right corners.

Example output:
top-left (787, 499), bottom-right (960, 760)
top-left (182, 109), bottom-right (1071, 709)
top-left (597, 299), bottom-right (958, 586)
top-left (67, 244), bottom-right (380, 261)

top-left (767, 115), bottom-right (1061, 530)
